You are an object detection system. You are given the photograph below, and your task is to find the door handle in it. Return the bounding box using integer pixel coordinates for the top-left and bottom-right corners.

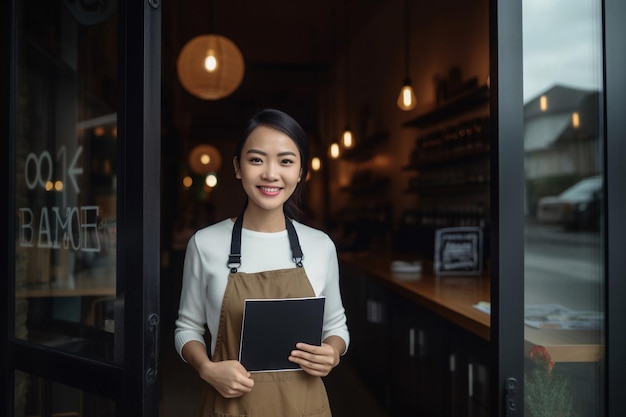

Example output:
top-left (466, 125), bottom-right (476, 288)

top-left (504, 377), bottom-right (519, 417)
top-left (146, 313), bottom-right (160, 384)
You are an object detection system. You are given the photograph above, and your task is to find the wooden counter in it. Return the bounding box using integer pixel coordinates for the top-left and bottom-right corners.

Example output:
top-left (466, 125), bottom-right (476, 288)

top-left (16, 272), bottom-right (115, 298)
top-left (339, 252), bottom-right (490, 341)
top-left (340, 252), bottom-right (604, 362)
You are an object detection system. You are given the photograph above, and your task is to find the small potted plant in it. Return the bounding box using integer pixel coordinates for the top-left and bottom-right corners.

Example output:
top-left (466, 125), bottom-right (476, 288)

top-left (525, 345), bottom-right (575, 417)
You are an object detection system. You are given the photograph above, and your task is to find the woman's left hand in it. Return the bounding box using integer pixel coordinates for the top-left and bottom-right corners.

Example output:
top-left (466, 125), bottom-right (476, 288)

top-left (289, 342), bottom-right (340, 377)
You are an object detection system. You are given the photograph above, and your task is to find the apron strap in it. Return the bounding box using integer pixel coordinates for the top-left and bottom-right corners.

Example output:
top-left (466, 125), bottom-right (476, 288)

top-left (227, 212), bottom-right (304, 272)
top-left (227, 215), bottom-right (244, 273)
top-left (285, 215), bottom-right (304, 267)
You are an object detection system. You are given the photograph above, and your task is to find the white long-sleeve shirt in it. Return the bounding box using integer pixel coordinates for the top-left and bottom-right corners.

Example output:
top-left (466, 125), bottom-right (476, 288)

top-left (174, 218), bottom-right (350, 359)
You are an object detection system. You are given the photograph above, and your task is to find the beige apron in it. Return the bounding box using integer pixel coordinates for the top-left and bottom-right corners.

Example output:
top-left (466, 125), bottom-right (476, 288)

top-left (195, 214), bottom-right (332, 417)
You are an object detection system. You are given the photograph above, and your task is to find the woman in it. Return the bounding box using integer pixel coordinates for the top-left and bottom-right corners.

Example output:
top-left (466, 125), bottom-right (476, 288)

top-left (174, 108), bottom-right (350, 416)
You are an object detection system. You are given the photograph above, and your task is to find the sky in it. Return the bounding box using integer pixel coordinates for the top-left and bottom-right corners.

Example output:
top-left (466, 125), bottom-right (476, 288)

top-left (522, 0), bottom-right (602, 102)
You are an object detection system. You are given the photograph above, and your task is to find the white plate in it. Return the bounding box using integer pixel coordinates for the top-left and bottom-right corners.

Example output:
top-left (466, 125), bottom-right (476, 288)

top-left (390, 260), bottom-right (422, 274)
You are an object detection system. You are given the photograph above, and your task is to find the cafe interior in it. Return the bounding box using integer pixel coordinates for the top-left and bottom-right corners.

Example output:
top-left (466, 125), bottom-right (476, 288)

top-left (8, 0), bottom-right (621, 415)
top-left (158, 0), bottom-right (490, 416)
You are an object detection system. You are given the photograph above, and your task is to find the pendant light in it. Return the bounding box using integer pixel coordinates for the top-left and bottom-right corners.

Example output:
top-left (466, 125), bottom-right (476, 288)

top-left (397, 0), bottom-right (417, 111)
top-left (177, 1), bottom-right (245, 100)
top-left (328, 8), bottom-right (341, 159)
top-left (341, 0), bottom-right (354, 148)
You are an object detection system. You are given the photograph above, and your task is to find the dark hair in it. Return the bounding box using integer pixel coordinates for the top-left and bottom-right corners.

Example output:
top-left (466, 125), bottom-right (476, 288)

top-left (235, 108), bottom-right (310, 219)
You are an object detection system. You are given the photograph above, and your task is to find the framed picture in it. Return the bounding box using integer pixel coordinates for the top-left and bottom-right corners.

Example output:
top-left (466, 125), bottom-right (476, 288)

top-left (434, 226), bottom-right (483, 276)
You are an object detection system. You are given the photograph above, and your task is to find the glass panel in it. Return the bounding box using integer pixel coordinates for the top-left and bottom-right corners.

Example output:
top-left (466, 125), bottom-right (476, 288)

top-left (14, 370), bottom-right (116, 417)
top-left (14, 0), bottom-right (121, 362)
top-left (522, 1), bottom-right (604, 416)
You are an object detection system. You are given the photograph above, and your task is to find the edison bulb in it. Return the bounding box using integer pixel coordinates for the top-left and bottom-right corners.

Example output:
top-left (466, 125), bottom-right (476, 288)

top-left (204, 50), bottom-right (218, 72)
top-left (397, 84), bottom-right (417, 111)
top-left (342, 129), bottom-right (353, 148)
top-left (329, 143), bottom-right (340, 159)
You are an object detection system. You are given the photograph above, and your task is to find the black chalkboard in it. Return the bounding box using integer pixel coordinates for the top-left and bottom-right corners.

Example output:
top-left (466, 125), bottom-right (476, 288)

top-left (434, 227), bottom-right (483, 276)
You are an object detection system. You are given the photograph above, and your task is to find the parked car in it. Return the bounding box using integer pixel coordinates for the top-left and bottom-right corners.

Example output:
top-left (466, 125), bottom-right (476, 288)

top-left (536, 176), bottom-right (602, 230)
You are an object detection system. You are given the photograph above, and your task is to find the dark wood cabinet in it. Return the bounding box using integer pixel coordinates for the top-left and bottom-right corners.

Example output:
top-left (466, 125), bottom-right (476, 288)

top-left (340, 261), bottom-right (490, 417)
top-left (341, 263), bottom-right (392, 407)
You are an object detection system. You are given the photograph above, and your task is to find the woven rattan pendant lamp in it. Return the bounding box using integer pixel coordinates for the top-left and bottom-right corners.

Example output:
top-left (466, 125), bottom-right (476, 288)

top-left (177, 1), bottom-right (245, 100)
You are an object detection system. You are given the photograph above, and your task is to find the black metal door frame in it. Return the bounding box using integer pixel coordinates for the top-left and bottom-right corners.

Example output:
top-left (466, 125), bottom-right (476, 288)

top-left (490, 0), bottom-right (626, 416)
top-left (0, 1), bottom-right (162, 416)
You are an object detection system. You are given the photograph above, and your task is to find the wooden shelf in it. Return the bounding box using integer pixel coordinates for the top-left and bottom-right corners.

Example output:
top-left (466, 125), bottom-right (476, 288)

top-left (403, 147), bottom-right (490, 169)
top-left (403, 85), bottom-right (490, 128)
top-left (340, 177), bottom-right (390, 195)
top-left (404, 181), bottom-right (490, 195)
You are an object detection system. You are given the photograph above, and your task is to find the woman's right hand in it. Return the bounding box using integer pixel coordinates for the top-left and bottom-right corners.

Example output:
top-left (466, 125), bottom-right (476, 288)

top-left (199, 360), bottom-right (255, 398)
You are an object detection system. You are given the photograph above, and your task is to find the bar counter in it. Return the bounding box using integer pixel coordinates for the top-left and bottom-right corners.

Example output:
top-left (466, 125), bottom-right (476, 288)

top-left (339, 252), bottom-right (490, 340)
top-left (339, 251), bottom-right (603, 363)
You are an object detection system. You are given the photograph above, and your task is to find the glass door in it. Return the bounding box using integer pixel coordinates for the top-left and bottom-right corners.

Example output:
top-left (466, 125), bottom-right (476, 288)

top-left (1, 1), bottom-right (161, 416)
top-left (522, 0), bottom-right (604, 415)
top-left (492, 0), bottom-right (626, 416)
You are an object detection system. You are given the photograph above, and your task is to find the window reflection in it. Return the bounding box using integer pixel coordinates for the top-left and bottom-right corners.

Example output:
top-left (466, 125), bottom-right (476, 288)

top-left (14, 1), bottom-right (120, 363)
top-left (522, 0), bottom-right (604, 416)
top-left (15, 370), bottom-right (116, 417)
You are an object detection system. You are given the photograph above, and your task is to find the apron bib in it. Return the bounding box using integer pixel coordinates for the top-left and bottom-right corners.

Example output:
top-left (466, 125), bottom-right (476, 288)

top-left (195, 214), bottom-right (332, 417)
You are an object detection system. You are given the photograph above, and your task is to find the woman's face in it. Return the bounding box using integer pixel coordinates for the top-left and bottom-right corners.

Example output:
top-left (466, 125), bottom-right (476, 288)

top-left (234, 125), bottom-right (302, 214)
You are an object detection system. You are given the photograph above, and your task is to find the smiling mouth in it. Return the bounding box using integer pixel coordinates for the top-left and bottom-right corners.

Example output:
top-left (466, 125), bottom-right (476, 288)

top-left (258, 186), bottom-right (281, 195)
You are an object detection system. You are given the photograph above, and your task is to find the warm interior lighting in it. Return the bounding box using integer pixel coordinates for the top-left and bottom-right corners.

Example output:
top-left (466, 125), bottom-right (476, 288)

top-left (177, 34), bottom-right (245, 100)
top-left (342, 128), bottom-right (353, 148)
top-left (94, 126), bottom-right (105, 136)
top-left (45, 181), bottom-right (54, 191)
top-left (572, 112), bottom-right (580, 128)
top-left (205, 173), bottom-right (218, 188)
top-left (329, 143), bottom-right (340, 159)
top-left (204, 49), bottom-right (218, 72)
top-left (540, 95), bottom-right (548, 111)
top-left (54, 181), bottom-right (63, 191)
top-left (183, 176), bottom-right (193, 188)
top-left (397, 81), bottom-right (417, 111)
top-left (189, 144), bottom-right (222, 175)
top-left (311, 157), bottom-right (321, 171)
top-left (397, 0), bottom-right (417, 111)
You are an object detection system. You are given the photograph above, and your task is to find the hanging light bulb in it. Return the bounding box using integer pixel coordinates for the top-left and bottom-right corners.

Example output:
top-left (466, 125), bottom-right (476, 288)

top-left (342, 127), bottom-right (353, 148)
top-left (329, 143), bottom-right (341, 159)
top-left (177, 1), bottom-right (245, 100)
top-left (341, 1), bottom-right (355, 149)
top-left (311, 157), bottom-right (321, 171)
top-left (178, 35), bottom-right (244, 100)
top-left (397, 80), bottom-right (417, 111)
top-left (397, 0), bottom-right (417, 111)
top-left (204, 49), bottom-right (218, 72)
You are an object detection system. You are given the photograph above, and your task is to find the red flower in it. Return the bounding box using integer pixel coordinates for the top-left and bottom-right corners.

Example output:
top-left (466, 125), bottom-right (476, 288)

top-left (529, 345), bottom-right (554, 375)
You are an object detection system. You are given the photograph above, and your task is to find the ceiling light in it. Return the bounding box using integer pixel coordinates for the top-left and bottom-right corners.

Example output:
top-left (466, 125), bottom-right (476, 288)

top-left (188, 144), bottom-right (222, 175)
top-left (177, 34), bottom-right (245, 100)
